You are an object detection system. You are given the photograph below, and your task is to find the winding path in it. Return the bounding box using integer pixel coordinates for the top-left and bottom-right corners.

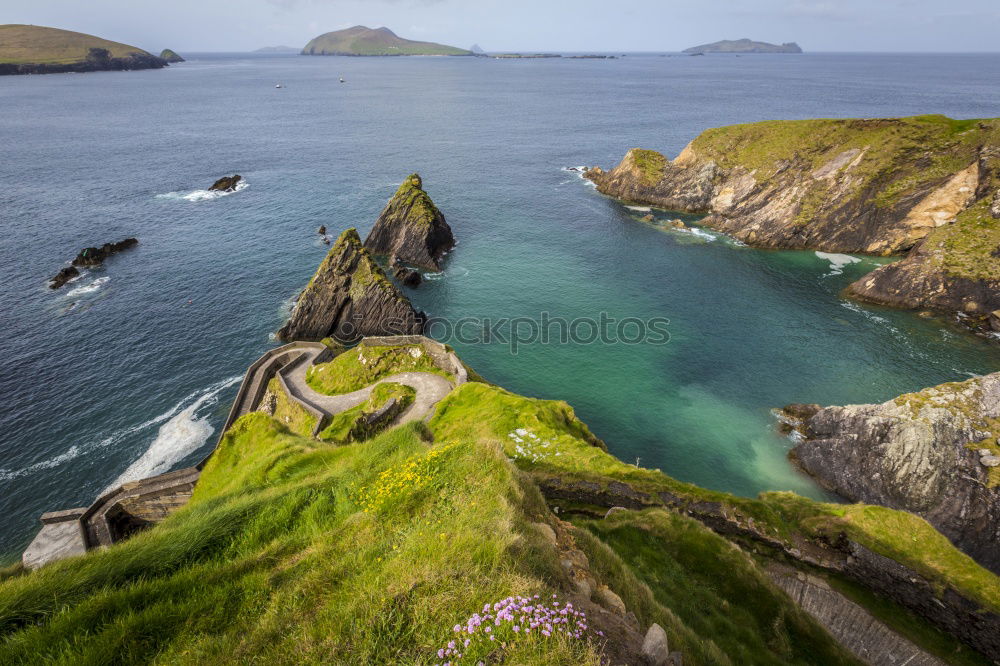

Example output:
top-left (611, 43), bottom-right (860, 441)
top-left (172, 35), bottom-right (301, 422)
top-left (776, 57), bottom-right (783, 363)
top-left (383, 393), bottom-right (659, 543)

top-left (282, 345), bottom-right (455, 426)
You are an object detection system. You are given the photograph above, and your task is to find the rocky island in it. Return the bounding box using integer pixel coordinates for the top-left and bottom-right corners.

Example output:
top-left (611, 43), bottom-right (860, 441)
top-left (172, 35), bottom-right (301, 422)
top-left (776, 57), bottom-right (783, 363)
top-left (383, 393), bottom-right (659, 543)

top-left (301, 26), bottom-right (470, 57)
top-left (0, 24), bottom-right (167, 75)
top-left (158, 49), bottom-right (184, 63)
top-left (586, 115), bottom-right (1000, 329)
top-left (683, 38), bottom-right (803, 54)
top-left (49, 238), bottom-right (138, 289)
top-left (276, 228), bottom-right (425, 342)
top-left (783, 372), bottom-right (1000, 575)
top-left (363, 173), bottom-right (455, 272)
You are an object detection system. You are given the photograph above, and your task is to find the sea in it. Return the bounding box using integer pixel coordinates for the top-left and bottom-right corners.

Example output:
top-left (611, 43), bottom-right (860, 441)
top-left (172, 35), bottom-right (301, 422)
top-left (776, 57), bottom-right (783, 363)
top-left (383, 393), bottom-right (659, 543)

top-left (2, 51), bottom-right (1000, 560)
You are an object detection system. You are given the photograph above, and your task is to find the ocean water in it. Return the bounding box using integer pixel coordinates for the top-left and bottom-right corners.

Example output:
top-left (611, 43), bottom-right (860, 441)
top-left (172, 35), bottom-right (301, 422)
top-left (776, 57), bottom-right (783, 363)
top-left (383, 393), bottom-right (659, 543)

top-left (3, 52), bottom-right (1000, 560)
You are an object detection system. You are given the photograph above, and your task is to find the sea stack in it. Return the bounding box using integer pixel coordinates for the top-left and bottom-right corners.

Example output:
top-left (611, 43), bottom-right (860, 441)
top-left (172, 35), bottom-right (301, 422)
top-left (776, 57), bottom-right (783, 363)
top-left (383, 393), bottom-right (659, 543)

top-left (364, 173), bottom-right (455, 272)
top-left (783, 372), bottom-right (1000, 574)
top-left (277, 228), bottom-right (425, 342)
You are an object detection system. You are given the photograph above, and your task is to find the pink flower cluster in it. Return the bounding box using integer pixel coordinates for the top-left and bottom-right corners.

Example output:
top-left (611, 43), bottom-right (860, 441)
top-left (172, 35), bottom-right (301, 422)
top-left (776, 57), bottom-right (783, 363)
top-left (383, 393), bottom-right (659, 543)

top-left (434, 594), bottom-right (604, 664)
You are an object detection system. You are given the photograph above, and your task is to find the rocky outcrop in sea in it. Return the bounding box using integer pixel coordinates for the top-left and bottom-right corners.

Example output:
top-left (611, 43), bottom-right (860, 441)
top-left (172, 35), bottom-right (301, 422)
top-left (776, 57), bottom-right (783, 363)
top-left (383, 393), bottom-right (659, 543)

top-left (782, 373), bottom-right (1000, 574)
top-left (276, 228), bottom-right (425, 342)
top-left (209, 175), bottom-right (242, 192)
top-left (159, 49), bottom-right (184, 63)
top-left (364, 174), bottom-right (455, 272)
top-left (49, 238), bottom-right (138, 288)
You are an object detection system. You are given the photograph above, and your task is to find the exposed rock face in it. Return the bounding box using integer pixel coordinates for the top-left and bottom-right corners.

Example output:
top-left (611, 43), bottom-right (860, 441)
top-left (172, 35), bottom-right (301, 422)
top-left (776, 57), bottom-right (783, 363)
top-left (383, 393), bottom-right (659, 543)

top-left (159, 49), bottom-right (184, 63)
top-left (364, 174), bottom-right (455, 272)
top-left (787, 373), bottom-right (1000, 573)
top-left (276, 228), bottom-right (425, 342)
top-left (587, 117), bottom-right (1000, 320)
top-left (390, 258), bottom-right (422, 287)
top-left (71, 238), bottom-right (138, 268)
top-left (0, 24), bottom-right (169, 75)
top-left (209, 175), bottom-right (241, 192)
top-left (49, 266), bottom-right (79, 289)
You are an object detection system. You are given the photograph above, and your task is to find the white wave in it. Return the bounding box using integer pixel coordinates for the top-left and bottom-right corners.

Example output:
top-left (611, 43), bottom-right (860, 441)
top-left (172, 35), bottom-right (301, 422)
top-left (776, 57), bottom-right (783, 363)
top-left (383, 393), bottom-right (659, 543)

top-left (423, 265), bottom-right (469, 281)
top-left (156, 179), bottom-right (248, 202)
top-left (626, 205), bottom-right (652, 212)
top-left (670, 226), bottom-right (717, 242)
top-left (816, 251), bottom-right (861, 276)
top-left (0, 446), bottom-right (83, 482)
top-left (840, 300), bottom-right (901, 335)
top-left (103, 376), bottom-right (240, 492)
top-left (562, 166), bottom-right (598, 189)
top-left (65, 276), bottom-right (109, 297)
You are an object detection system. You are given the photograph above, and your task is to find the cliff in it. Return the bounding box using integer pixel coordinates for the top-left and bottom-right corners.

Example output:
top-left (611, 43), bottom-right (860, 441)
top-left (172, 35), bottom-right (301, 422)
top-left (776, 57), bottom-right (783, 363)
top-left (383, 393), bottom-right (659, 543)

top-left (784, 373), bottom-right (1000, 575)
top-left (276, 228), bottom-right (424, 342)
top-left (0, 24), bottom-right (167, 75)
top-left (683, 39), bottom-right (802, 54)
top-left (302, 26), bottom-right (470, 57)
top-left (587, 115), bottom-right (1000, 321)
top-left (158, 49), bottom-right (184, 63)
top-left (363, 174), bottom-right (455, 272)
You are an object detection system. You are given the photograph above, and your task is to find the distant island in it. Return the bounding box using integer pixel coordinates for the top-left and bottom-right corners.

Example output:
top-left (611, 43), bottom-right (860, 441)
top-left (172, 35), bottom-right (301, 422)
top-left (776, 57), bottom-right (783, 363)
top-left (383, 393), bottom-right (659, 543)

top-left (254, 45), bottom-right (299, 54)
top-left (683, 38), bottom-right (802, 54)
top-left (159, 49), bottom-right (184, 63)
top-left (302, 26), bottom-right (470, 57)
top-left (0, 24), bottom-right (167, 75)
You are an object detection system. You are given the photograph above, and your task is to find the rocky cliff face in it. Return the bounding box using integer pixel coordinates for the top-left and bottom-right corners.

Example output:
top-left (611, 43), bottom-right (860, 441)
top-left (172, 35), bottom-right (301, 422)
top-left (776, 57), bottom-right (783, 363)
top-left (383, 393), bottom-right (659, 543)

top-left (587, 116), bottom-right (1000, 320)
top-left (276, 228), bottom-right (425, 342)
top-left (364, 174), bottom-right (455, 272)
top-left (785, 373), bottom-right (1000, 574)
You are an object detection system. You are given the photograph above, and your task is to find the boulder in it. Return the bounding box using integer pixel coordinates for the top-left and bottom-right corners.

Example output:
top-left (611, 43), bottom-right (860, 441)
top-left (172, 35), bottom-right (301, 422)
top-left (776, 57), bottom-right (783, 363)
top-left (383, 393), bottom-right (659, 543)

top-left (364, 174), bottom-right (455, 271)
top-left (317, 225), bottom-right (327, 235)
top-left (49, 266), bottom-right (80, 289)
top-left (989, 309), bottom-right (1000, 332)
top-left (641, 623), bottom-right (670, 666)
top-left (276, 228), bottom-right (425, 342)
top-left (208, 175), bottom-right (241, 192)
top-left (390, 258), bottom-right (422, 287)
top-left (594, 586), bottom-right (626, 616)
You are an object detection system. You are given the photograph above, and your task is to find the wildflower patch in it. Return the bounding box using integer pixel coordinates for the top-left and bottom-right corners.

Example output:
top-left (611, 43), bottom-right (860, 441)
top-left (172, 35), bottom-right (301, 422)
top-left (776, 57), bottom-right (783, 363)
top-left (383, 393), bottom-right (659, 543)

top-left (354, 441), bottom-right (460, 513)
top-left (434, 594), bottom-right (602, 664)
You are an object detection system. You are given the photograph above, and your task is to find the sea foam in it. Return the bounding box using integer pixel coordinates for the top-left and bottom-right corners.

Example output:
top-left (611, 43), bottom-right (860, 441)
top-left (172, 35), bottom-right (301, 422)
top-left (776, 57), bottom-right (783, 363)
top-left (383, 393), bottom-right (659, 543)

top-left (157, 179), bottom-right (248, 202)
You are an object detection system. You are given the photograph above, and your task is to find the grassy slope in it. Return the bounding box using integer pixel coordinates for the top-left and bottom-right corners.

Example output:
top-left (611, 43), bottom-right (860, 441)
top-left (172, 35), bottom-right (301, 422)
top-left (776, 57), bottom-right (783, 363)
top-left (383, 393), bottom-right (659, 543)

top-left (0, 24), bottom-right (151, 64)
top-left (685, 115), bottom-right (1000, 277)
top-left (303, 26), bottom-right (469, 56)
top-left (319, 382), bottom-right (415, 444)
top-left (428, 383), bottom-right (1000, 616)
top-left (389, 174), bottom-right (442, 227)
top-left (267, 377), bottom-right (319, 437)
top-left (0, 415), bottom-right (602, 664)
top-left (306, 344), bottom-right (452, 395)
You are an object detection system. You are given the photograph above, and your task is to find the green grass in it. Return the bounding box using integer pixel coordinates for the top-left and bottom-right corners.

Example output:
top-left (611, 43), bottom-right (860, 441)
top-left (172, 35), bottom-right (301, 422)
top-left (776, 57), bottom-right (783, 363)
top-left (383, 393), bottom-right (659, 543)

top-left (266, 377), bottom-right (319, 437)
top-left (577, 510), bottom-right (861, 665)
top-left (629, 149), bottom-right (667, 186)
top-left (319, 382), bottom-right (415, 444)
top-left (307, 344), bottom-right (452, 395)
top-left (383, 173), bottom-right (443, 228)
top-left (430, 383), bottom-right (1000, 617)
top-left (0, 24), bottom-right (152, 64)
top-left (0, 414), bottom-right (602, 664)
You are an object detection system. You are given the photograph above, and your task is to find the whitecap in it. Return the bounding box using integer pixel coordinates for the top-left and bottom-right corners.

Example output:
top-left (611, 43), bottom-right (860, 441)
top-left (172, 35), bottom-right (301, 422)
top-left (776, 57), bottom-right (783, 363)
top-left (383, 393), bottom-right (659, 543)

top-left (65, 276), bottom-right (109, 297)
top-left (816, 251), bottom-right (861, 276)
top-left (626, 205), bottom-right (652, 212)
top-left (102, 375), bottom-right (241, 492)
top-left (156, 179), bottom-right (248, 202)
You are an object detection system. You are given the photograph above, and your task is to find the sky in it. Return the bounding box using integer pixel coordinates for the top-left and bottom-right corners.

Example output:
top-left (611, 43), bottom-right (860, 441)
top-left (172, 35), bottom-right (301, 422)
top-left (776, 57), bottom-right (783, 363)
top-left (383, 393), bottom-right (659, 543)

top-left (4, 0), bottom-right (999, 53)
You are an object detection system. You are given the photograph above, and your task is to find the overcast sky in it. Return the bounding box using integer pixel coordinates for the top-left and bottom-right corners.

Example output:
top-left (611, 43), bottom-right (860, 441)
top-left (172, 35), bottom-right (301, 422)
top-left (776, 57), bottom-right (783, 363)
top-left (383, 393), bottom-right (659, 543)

top-left (5, 0), bottom-right (999, 53)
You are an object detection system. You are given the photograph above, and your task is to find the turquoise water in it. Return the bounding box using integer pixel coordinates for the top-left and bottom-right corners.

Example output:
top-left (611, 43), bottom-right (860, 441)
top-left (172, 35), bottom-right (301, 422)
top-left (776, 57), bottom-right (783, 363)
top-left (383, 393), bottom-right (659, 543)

top-left (3, 52), bottom-right (1000, 559)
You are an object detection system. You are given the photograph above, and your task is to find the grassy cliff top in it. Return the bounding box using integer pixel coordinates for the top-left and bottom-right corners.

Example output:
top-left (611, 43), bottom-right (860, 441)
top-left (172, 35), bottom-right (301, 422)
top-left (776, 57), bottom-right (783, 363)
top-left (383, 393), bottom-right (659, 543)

top-left (0, 24), bottom-right (152, 64)
top-left (688, 115), bottom-right (995, 196)
top-left (388, 173), bottom-right (443, 227)
top-left (306, 343), bottom-right (453, 395)
top-left (302, 26), bottom-right (470, 56)
top-left (1, 367), bottom-right (995, 662)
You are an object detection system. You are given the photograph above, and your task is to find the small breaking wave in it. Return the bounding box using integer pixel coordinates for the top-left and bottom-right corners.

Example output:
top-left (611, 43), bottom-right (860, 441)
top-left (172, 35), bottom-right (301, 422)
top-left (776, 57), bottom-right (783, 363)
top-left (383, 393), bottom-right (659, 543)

top-left (816, 251), bottom-right (861, 277)
top-left (103, 375), bottom-right (240, 492)
top-left (65, 276), bottom-right (109, 297)
top-left (156, 179), bottom-right (248, 202)
top-left (562, 166), bottom-right (597, 189)
top-left (626, 205), bottom-right (652, 212)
